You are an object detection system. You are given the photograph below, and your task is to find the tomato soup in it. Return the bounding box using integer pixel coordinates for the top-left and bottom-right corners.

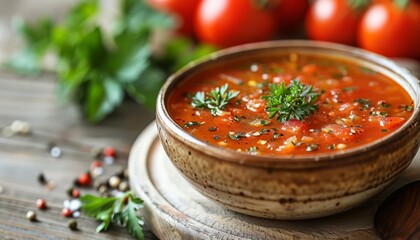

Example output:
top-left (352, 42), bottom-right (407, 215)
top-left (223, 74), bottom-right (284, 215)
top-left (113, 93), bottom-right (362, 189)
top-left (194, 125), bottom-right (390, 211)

top-left (167, 54), bottom-right (414, 156)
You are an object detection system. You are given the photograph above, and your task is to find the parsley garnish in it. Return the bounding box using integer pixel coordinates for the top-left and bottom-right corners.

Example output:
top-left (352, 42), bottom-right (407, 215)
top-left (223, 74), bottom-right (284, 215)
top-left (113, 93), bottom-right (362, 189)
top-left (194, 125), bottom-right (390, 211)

top-left (306, 143), bottom-right (319, 152)
top-left (80, 192), bottom-right (144, 240)
top-left (326, 144), bottom-right (336, 150)
top-left (343, 86), bottom-right (357, 93)
top-left (354, 98), bottom-right (371, 110)
top-left (228, 132), bottom-right (246, 140)
top-left (400, 105), bottom-right (413, 112)
top-left (191, 84), bottom-right (239, 116)
top-left (248, 146), bottom-right (258, 154)
top-left (263, 79), bottom-right (320, 122)
top-left (183, 121), bottom-right (202, 128)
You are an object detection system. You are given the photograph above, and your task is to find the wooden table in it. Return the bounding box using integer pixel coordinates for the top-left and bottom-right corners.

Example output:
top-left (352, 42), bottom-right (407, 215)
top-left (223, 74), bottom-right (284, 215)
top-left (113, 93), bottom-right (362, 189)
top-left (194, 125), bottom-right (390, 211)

top-left (0, 61), bottom-right (419, 239)
top-left (0, 70), bottom-right (157, 239)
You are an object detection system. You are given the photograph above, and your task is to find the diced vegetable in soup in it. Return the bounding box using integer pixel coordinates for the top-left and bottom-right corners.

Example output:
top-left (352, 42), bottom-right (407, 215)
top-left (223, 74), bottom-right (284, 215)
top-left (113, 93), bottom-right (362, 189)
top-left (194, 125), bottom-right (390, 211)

top-left (168, 54), bottom-right (414, 156)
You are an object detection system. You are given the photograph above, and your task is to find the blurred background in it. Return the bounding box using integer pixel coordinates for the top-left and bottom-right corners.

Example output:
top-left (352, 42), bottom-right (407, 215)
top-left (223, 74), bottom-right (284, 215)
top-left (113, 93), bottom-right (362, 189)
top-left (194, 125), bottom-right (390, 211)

top-left (1, 0), bottom-right (419, 122)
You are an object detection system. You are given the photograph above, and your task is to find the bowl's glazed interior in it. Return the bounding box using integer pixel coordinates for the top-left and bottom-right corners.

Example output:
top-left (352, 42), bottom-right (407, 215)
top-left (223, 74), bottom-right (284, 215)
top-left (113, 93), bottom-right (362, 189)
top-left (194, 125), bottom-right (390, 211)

top-left (156, 40), bottom-right (420, 219)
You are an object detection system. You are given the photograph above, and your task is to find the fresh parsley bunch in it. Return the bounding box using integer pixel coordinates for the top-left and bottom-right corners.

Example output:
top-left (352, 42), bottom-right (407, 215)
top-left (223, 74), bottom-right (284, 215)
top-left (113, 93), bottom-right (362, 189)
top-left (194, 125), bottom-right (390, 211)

top-left (81, 192), bottom-right (144, 240)
top-left (7, 0), bottom-right (216, 122)
top-left (263, 79), bottom-right (320, 122)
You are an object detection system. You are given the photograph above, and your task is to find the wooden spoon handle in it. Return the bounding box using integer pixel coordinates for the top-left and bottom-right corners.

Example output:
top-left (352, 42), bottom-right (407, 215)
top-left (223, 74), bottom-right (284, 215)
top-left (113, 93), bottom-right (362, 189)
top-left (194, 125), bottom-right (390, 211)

top-left (374, 180), bottom-right (420, 240)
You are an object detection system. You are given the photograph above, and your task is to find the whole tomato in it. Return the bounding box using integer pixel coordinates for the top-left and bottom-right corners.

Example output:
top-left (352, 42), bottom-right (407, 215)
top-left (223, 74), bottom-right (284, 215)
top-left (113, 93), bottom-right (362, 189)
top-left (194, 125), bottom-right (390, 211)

top-left (273, 0), bottom-right (309, 34)
top-left (306, 0), bottom-right (370, 45)
top-left (194, 0), bottom-right (277, 48)
top-left (147, 0), bottom-right (200, 36)
top-left (358, 0), bottom-right (420, 59)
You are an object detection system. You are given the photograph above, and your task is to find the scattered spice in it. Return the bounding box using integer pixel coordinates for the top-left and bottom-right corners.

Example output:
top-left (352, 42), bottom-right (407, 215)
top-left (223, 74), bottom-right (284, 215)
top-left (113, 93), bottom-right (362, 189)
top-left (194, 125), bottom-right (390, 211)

top-left (49, 146), bottom-right (62, 158)
top-left (77, 173), bottom-right (92, 187)
top-left (68, 220), bottom-right (78, 230)
top-left (72, 188), bottom-right (80, 198)
top-left (90, 147), bottom-right (103, 159)
top-left (119, 181), bottom-right (130, 192)
top-left (36, 199), bottom-right (47, 210)
top-left (123, 169), bottom-right (129, 179)
top-left (91, 160), bottom-right (103, 168)
top-left (103, 156), bottom-right (115, 165)
top-left (37, 173), bottom-right (47, 185)
top-left (26, 211), bottom-right (37, 222)
top-left (109, 176), bottom-right (122, 189)
top-left (62, 208), bottom-right (73, 217)
top-left (103, 147), bottom-right (117, 158)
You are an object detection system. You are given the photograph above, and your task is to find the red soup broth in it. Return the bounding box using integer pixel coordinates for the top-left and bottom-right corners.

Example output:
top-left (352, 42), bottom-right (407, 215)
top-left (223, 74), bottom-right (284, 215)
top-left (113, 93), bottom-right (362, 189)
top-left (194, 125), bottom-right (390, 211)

top-left (167, 54), bottom-right (414, 156)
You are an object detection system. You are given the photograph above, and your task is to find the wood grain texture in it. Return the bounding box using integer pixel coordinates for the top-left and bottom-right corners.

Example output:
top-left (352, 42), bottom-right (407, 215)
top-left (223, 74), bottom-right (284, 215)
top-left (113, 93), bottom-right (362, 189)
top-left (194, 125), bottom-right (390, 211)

top-left (129, 122), bottom-right (420, 240)
top-left (374, 180), bottom-right (420, 240)
top-left (0, 70), bottom-right (157, 239)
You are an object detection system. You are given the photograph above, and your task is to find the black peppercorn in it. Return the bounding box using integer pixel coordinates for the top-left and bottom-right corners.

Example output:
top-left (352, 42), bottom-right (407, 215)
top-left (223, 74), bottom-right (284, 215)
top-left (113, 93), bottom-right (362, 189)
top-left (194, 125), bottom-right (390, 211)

top-left (68, 220), bottom-right (78, 230)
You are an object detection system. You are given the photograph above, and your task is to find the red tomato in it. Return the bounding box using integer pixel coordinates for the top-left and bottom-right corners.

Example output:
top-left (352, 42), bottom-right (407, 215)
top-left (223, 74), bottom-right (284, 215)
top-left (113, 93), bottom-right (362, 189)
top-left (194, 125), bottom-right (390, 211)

top-left (281, 119), bottom-right (309, 134)
top-left (306, 0), bottom-right (369, 45)
top-left (147, 0), bottom-right (200, 36)
top-left (358, 1), bottom-right (420, 59)
top-left (322, 124), bottom-right (363, 142)
top-left (273, 0), bottom-right (309, 34)
top-left (195, 0), bottom-right (277, 48)
top-left (369, 116), bottom-right (406, 129)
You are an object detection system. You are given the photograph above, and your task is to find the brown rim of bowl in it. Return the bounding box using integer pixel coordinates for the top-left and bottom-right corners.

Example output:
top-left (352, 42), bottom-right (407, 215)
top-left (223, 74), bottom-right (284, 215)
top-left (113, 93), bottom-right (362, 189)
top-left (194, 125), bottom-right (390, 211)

top-left (157, 40), bottom-right (420, 168)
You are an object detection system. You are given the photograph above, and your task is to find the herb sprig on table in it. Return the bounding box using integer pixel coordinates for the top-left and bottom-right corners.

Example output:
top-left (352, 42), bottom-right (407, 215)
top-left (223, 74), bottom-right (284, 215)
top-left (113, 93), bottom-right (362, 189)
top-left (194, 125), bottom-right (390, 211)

top-left (6, 0), bottom-right (216, 123)
top-left (263, 79), bottom-right (320, 122)
top-left (81, 192), bottom-right (144, 240)
top-left (192, 84), bottom-right (240, 116)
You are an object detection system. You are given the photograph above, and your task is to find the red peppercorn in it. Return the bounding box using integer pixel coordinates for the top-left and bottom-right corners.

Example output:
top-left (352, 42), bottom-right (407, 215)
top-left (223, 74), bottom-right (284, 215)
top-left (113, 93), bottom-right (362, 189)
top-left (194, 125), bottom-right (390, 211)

top-left (36, 198), bottom-right (47, 210)
top-left (62, 208), bottom-right (73, 217)
top-left (77, 172), bottom-right (92, 187)
top-left (90, 160), bottom-right (102, 168)
top-left (103, 147), bottom-right (116, 157)
top-left (72, 188), bottom-right (80, 198)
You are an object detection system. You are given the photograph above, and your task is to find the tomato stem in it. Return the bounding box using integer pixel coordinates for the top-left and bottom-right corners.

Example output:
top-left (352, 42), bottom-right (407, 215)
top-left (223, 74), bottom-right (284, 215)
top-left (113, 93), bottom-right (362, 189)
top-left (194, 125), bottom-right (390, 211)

top-left (347, 0), bottom-right (371, 11)
top-left (252, 0), bottom-right (272, 10)
top-left (394, 0), bottom-right (410, 10)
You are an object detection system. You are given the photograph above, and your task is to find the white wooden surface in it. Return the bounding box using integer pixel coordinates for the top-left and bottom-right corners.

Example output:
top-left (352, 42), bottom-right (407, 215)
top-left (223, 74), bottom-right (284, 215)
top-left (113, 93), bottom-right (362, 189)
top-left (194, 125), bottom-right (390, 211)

top-left (129, 122), bottom-right (420, 240)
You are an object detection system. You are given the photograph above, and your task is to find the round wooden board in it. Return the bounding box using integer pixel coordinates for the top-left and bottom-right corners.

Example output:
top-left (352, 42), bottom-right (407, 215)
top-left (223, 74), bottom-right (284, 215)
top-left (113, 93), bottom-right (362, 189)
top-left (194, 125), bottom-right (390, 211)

top-left (129, 122), bottom-right (420, 240)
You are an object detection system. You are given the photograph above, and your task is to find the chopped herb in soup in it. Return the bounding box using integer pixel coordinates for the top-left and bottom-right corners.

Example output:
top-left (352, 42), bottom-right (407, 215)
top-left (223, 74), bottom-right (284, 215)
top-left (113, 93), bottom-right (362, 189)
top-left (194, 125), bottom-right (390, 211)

top-left (168, 54), bottom-right (414, 156)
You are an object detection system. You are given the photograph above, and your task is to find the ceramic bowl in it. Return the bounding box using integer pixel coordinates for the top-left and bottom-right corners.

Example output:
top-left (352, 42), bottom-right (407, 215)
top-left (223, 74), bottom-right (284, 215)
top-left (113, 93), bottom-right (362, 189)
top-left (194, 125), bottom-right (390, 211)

top-left (156, 40), bottom-right (420, 220)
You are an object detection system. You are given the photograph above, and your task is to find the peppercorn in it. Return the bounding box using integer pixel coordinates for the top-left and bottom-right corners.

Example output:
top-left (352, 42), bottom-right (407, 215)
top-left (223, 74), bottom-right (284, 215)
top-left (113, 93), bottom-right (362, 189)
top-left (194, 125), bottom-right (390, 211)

top-left (103, 147), bottom-right (116, 157)
top-left (37, 173), bottom-right (47, 185)
top-left (123, 168), bottom-right (129, 179)
top-left (26, 211), bottom-right (37, 222)
top-left (36, 198), bottom-right (47, 210)
top-left (72, 188), bottom-right (80, 198)
top-left (77, 172), bottom-right (92, 187)
top-left (90, 160), bottom-right (102, 168)
top-left (62, 208), bottom-right (73, 217)
top-left (90, 147), bottom-right (102, 159)
top-left (98, 185), bottom-right (108, 195)
top-left (108, 176), bottom-right (121, 189)
top-left (119, 181), bottom-right (130, 192)
top-left (68, 220), bottom-right (78, 230)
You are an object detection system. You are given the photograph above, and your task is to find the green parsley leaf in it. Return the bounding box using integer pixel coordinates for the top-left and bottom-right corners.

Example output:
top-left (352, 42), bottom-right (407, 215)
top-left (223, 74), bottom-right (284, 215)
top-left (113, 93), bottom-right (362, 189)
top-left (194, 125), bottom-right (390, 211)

top-left (191, 84), bottom-right (240, 116)
top-left (81, 192), bottom-right (144, 240)
top-left (7, 0), bottom-right (216, 123)
top-left (183, 121), bottom-right (202, 128)
top-left (354, 98), bottom-right (371, 110)
top-left (263, 79), bottom-right (320, 122)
